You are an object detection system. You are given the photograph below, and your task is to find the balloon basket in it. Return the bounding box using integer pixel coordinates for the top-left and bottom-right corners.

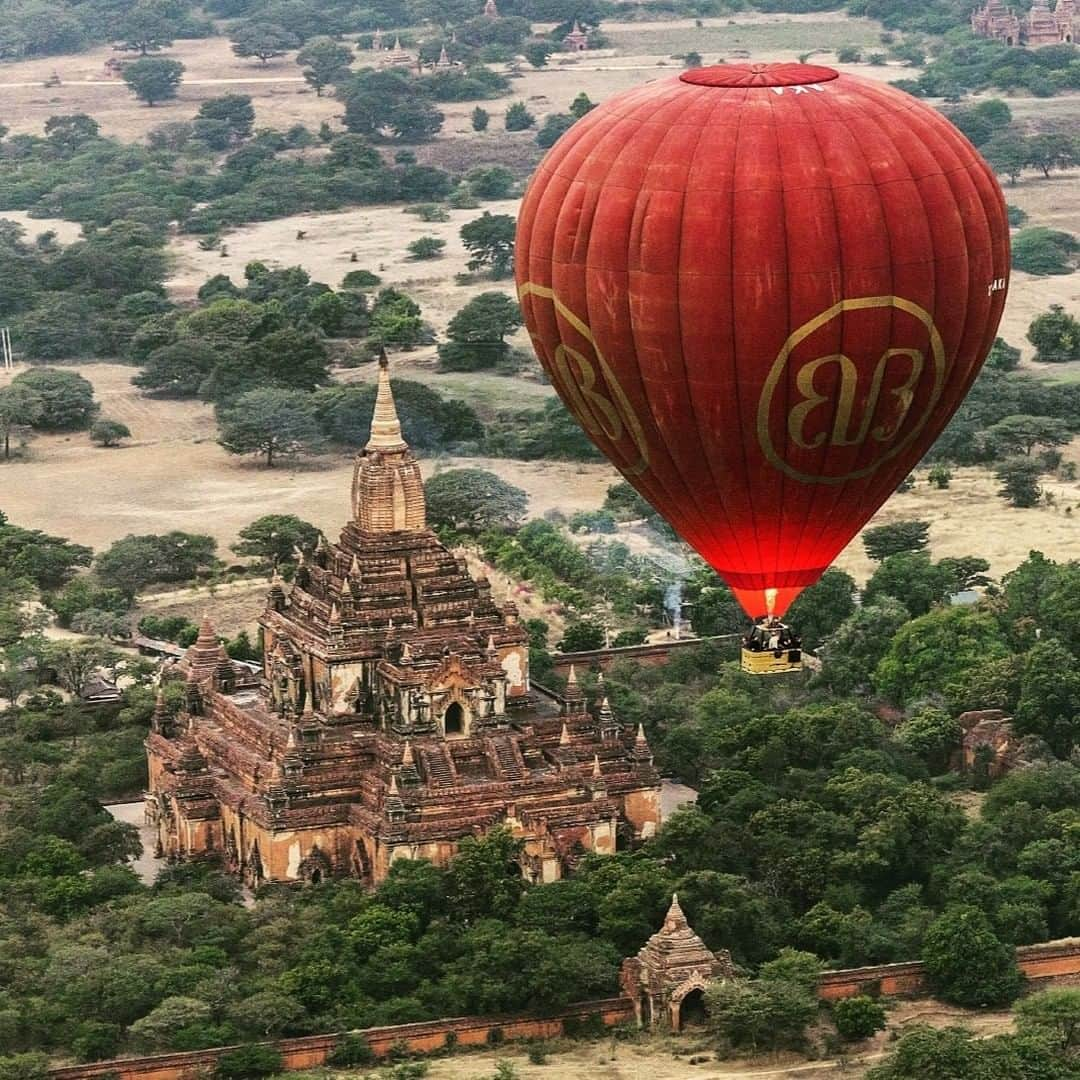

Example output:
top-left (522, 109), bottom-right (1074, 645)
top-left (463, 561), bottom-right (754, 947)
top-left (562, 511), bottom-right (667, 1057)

top-left (741, 646), bottom-right (804, 676)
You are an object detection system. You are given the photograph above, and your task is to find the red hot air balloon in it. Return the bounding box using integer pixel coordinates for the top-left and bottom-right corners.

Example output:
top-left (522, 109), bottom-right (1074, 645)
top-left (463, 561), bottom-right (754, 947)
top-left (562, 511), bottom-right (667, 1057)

top-left (516, 62), bottom-right (1010, 621)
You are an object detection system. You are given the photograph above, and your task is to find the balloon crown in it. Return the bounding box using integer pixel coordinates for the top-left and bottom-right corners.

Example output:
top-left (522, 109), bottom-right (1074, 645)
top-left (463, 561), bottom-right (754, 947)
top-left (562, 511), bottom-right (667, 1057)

top-left (680, 62), bottom-right (839, 88)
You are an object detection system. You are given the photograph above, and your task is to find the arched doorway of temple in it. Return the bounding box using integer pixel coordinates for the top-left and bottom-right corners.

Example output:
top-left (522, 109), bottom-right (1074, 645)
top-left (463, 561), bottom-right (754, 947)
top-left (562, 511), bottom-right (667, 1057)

top-left (639, 994), bottom-right (652, 1027)
top-left (444, 701), bottom-right (465, 736)
top-left (678, 988), bottom-right (707, 1030)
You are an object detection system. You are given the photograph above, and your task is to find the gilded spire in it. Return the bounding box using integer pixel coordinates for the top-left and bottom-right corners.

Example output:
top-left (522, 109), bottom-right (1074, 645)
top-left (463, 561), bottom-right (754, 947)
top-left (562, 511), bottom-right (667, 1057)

top-left (367, 350), bottom-right (407, 451)
top-left (560, 721), bottom-right (571, 746)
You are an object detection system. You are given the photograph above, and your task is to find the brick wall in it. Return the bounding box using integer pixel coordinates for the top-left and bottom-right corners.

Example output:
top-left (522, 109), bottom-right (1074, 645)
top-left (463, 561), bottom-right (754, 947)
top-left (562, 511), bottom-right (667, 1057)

top-left (817, 940), bottom-right (1080, 1001)
top-left (44, 942), bottom-right (1080, 1079)
top-left (551, 635), bottom-right (741, 678)
top-left (46, 999), bottom-right (634, 1080)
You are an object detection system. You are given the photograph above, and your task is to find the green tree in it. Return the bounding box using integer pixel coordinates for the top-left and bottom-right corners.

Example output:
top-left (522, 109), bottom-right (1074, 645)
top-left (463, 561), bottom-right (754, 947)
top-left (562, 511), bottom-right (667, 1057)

top-left (425, 468), bottom-right (527, 532)
top-left (440, 291), bottom-right (523, 370)
top-left (982, 130), bottom-right (1028, 184)
top-left (218, 388), bottom-right (326, 467)
top-left (214, 1045), bottom-right (283, 1080)
top-left (525, 41), bottom-right (554, 67)
top-left (468, 166), bottom-right (515, 199)
top-left (863, 552), bottom-right (953, 617)
top-left (1014, 638), bottom-right (1080, 757)
top-left (557, 621), bottom-right (605, 652)
top-left (230, 22), bottom-right (298, 64)
top-left (569, 92), bottom-right (596, 118)
top-left (296, 36), bottom-right (353, 96)
top-left (96, 531), bottom-right (218, 594)
top-left (444, 826), bottom-right (525, 921)
top-left (1027, 304), bottom-right (1080, 363)
top-left (370, 287), bottom-right (426, 350)
top-left (232, 514), bottom-right (321, 567)
top-left (472, 106), bottom-right (490, 131)
top-left (874, 605), bottom-right (1009, 704)
top-left (686, 570), bottom-right (745, 636)
top-left (407, 235), bottom-right (446, 260)
top-left (129, 996), bottom-right (212, 1050)
top-left (995, 456), bottom-right (1043, 508)
top-left (986, 414), bottom-right (1071, 457)
top-left (706, 972), bottom-right (818, 1053)
top-left (1015, 988), bottom-right (1080, 1053)
top-left (89, 418), bottom-right (131, 447)
top-left (0, 382), bottom-right (43, 460)
top-left (11, 368), bottom-right (96, 430)
top-left (229, 990), bottom-right (304, 1036)
top-left (926, 464), bottom-right (955, 490)
top-left (833, 995), bottom-right (887, 1041)
top-left (43, 112), bottom-right (100, 154)
top-left (863, 520), bottom-right (930, 562)
top-left (461, 212), bottom-right (516, 278)
top-left (195, 95), bottom-right (255, 145)
top-left (894, 707), bottom-right (962, 774)
top-left (133, 341), bottom-right (221, 398)
top-left (115, 1), bottom-right (175, 55)
top-left (817, 597), bottom-right (912, 696)
top-left (505, 102), bottom-right (535, 131)
top-left (42, 638), bottom-right (119, 693)
top-left (986, 336), bottom-right (1021, 371)
top-left (1024, 132), bottom-right (1078, 178)
top-left (536, 112), bottom-right (574, 149)
top-left (785, 568), bottom-right (856, 649)
top-left (122, 57), bottom-right (185, 106)
top-left (1012, 227), bottom-right (1079, 276)
top-left (922, 906), bottom-right (1023, 1007)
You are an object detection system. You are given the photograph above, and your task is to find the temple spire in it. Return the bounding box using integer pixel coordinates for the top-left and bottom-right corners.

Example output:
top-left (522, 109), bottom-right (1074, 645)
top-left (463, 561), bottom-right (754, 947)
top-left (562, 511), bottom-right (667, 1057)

top-left (367, 349), bottom-right (407, 451)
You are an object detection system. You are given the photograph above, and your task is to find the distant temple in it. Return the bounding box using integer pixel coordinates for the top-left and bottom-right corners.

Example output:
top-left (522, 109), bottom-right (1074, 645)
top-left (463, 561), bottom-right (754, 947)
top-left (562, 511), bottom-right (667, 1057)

top-left (381, 36), bottom-right (413, 67)
top-left (563, 20), bottom-right (590, 52)
top-left (484, 0), bottom-right (498, 16)
top-left (146, 359), bottom-right (661, 887)
top-left (971, 0), bottom-right (1077, 45)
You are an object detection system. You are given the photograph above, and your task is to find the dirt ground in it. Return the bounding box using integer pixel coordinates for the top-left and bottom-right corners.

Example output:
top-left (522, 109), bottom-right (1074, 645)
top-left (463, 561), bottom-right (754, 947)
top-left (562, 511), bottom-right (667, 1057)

top-left (0, 363), bottom-right (617, 558)
top-left (317, 999), bottom-right (1014, 1080)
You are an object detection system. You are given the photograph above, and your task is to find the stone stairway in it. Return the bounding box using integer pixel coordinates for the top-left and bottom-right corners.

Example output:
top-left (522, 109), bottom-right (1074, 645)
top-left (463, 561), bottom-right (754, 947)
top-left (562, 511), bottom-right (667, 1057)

top-left (419, 744), bottom-right (457, 787)
top-left (487, 734), bottom-right (526, 781)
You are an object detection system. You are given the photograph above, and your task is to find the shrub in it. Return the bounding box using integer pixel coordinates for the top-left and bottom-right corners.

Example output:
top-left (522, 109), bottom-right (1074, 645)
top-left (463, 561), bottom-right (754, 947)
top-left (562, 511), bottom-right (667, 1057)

top-left (1012, 227), bottom-right (1079, 276)
top-left (90, 418), bottom-right (132, 447)
top-left (407, 236), bottom-right (446, 260)
top-left (326, 1033), bottom-right (376, 1066)
top-left (213, 1044), bottom-right (283, 1079)
top-left (342, 269), bottom-right (381, 290)
top-left (833, 996), bottom-right (887, 1041)
top-left (505, 102), bottom-right (535, 131)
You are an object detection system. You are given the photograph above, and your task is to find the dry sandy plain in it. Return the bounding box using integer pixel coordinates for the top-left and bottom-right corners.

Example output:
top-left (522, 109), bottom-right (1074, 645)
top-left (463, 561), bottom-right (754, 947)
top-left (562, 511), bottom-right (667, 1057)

top-left (1, 11), bottom-right (1079, 624)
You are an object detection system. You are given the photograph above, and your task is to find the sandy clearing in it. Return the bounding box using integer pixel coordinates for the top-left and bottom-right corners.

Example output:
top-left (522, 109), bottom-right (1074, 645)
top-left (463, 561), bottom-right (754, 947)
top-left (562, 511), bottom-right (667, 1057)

top-left (167, 198), bottom-right (525, 341)
top-left (0, 362), bottom-right (618, 555)
top-left (0, 36), bottom-right (347, 140)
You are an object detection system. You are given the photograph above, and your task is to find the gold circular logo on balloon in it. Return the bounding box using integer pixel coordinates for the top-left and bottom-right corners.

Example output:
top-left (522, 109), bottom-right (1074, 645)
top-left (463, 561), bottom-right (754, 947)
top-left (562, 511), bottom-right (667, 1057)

top-left (757, 296), bottom-right (947, 486)
top-left (518, 282), bottom-right (650, 476)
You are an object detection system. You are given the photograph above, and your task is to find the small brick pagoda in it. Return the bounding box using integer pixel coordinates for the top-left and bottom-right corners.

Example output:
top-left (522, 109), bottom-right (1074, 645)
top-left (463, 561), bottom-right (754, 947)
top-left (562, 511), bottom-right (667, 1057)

top-left (146, 359), bottom-right (661, 887)
top-left (621, 895), bottom-right (735, 1031)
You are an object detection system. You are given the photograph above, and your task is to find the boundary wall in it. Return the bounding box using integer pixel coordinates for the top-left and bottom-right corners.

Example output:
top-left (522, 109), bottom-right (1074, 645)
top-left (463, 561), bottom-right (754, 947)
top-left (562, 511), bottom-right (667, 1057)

top-left (47, 942), bottom-right (1080, 1078)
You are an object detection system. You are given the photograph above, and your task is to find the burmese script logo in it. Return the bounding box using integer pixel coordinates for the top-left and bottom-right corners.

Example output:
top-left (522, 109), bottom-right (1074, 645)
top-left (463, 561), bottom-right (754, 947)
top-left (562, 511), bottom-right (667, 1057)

top-left (757, 296), bottom-right (947, 486)
top-left (518, 282), bottom-right (650, 477)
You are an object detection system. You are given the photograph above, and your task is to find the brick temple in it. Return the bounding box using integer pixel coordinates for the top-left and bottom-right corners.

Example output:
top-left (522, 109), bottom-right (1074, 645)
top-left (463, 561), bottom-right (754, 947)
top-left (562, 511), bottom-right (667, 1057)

top-left (146, 359), bottom-right (661, 886)
top-left (971, 0), bottom-right (1077, 46)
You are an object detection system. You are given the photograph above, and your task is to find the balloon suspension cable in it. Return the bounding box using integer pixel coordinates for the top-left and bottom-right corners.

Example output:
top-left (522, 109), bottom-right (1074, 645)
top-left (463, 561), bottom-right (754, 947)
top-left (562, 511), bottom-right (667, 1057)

top-left (764, 588), bottom-right (778, 618)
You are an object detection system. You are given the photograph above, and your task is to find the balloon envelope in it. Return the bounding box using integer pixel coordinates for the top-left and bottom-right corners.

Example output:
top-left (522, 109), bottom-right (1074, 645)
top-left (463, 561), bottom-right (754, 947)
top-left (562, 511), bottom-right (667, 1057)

top-left (516, 62), bottom-right (1010, 617)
